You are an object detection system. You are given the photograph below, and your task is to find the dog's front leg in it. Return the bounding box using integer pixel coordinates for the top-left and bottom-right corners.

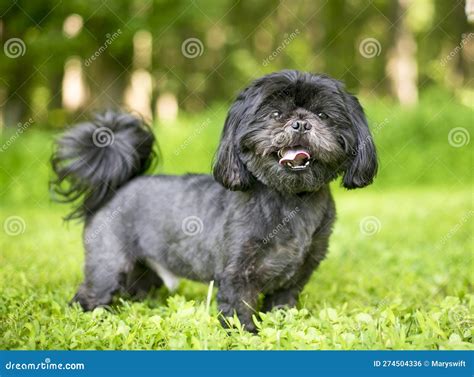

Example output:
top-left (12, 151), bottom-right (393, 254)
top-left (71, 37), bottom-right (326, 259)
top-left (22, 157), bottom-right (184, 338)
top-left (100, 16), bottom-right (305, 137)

top-left (263, 225), bottom-right (333, 312)
top-left (262, 288), bottom-right (299, 312)
top-left (217, 276), bottom-right (260, 333)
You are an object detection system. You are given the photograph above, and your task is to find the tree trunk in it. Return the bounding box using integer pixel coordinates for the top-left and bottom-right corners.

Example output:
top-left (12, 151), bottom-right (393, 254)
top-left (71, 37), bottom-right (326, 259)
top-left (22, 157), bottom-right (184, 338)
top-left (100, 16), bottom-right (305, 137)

top-left (386, 0), bottom-right (418, 106)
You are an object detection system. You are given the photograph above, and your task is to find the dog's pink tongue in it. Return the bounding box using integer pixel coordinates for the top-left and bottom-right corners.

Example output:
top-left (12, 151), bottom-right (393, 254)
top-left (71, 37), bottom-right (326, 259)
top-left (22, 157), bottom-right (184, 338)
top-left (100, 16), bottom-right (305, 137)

top-left (279, 148), bottom-right (310, 165)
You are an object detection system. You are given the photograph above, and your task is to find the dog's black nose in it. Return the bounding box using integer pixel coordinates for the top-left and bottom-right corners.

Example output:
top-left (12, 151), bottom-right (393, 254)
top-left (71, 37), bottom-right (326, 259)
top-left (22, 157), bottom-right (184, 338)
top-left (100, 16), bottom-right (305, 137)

top-left (291, 120), bottom-right (311, 132)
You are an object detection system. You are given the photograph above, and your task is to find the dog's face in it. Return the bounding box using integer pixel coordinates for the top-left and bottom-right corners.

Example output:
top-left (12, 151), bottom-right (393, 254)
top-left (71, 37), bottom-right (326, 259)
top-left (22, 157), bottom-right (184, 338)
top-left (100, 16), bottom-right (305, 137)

top-left (213, 70), bottom-right (377, 194)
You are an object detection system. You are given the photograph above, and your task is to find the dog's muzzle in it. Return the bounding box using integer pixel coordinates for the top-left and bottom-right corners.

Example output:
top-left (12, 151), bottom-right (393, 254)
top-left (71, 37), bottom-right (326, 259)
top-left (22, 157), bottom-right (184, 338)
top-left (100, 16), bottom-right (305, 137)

top-left (278, 147), bottom-right (311, 170)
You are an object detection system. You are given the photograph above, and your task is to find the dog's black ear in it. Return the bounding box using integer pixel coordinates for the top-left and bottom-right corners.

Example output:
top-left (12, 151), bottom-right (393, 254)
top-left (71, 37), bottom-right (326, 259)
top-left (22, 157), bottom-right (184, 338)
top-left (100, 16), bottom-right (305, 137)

top-left (213, 92), bottom-right (253, 191)
top-left (341, 92), bottom-right (378, 189)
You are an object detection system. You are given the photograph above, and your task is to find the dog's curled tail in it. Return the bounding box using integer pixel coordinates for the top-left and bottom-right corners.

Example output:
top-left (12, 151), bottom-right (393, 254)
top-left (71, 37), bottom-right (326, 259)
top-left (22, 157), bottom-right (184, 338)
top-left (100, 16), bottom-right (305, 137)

top-left (51, 111), bottom-right (155, 221)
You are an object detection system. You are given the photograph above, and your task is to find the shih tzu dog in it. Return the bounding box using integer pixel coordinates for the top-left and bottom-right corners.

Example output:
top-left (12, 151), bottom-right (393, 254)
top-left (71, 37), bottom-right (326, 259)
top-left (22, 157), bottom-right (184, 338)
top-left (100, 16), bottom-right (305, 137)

top-left (51, 70), bottom-right (377, 333)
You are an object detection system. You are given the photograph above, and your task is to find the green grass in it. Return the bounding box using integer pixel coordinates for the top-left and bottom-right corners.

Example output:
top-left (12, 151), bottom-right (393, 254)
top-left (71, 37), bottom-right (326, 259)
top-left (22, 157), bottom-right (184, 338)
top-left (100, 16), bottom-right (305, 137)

top-left (0, 91), bottom-right (472, 349)
top-left (1, 189), bottom-right (472, 349)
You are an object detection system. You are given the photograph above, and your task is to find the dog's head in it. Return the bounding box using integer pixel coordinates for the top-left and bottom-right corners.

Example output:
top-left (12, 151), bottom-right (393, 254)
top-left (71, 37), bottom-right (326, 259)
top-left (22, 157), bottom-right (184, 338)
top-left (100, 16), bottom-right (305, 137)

top-left (213, 70), bottom-right (377, 194)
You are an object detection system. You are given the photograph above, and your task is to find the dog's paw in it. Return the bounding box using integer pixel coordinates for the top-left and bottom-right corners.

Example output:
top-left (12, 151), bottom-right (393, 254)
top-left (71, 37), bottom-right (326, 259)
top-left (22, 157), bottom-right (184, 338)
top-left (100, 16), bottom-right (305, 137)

top-left (70, 287), bottom-right (102, 311)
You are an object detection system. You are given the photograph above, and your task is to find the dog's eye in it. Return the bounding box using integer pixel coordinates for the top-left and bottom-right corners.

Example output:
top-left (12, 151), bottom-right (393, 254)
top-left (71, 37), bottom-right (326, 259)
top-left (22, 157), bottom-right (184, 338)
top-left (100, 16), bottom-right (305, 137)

top-left (317, 112), bottom-right (328, 120)
top-left (270, 111), bottom-right (282, 120)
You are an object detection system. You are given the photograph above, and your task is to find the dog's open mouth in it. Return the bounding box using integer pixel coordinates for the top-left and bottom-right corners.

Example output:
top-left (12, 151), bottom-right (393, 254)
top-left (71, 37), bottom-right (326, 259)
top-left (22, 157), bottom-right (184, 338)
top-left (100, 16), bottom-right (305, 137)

top-left (278, 147), bottom-right (311, 170)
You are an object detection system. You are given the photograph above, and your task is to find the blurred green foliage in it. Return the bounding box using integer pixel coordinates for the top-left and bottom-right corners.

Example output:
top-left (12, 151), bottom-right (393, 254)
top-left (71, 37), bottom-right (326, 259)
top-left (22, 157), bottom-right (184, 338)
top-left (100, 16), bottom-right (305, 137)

top-left (0, 0), bottom-right (472, 126)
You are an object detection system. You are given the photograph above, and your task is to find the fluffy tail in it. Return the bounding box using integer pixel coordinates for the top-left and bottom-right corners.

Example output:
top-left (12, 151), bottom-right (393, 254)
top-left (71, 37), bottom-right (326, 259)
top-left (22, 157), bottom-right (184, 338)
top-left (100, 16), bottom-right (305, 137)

top-left (51, 111), bottom-right (155, 221)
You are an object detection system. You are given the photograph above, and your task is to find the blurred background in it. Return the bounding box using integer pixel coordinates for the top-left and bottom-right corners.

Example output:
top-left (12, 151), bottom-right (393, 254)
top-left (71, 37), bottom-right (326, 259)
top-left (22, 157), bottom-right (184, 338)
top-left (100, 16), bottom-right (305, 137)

top-left (1, 0), bottom-right (473, 124)
top-left (0, 0), bottom-right (472, 208)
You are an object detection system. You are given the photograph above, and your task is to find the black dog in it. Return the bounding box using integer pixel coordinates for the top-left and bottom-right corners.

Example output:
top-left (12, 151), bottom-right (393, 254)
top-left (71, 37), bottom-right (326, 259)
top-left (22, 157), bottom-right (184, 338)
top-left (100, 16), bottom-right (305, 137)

top-left (51, 70), bottom-right (377, 332)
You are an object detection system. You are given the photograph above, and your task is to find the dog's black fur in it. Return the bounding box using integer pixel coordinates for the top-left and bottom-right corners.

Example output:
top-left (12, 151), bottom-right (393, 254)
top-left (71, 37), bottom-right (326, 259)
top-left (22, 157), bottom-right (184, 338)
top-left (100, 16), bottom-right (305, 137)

top-left (51, 70), bottom-right (377, 332)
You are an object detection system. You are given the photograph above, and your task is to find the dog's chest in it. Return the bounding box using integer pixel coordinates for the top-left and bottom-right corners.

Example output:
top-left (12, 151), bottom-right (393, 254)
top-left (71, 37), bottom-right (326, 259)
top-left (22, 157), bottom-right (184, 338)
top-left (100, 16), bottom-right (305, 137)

top-left (256, 240), bottom-right (309, 292)
top-left (250, 209), bottom-right (320, 292)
